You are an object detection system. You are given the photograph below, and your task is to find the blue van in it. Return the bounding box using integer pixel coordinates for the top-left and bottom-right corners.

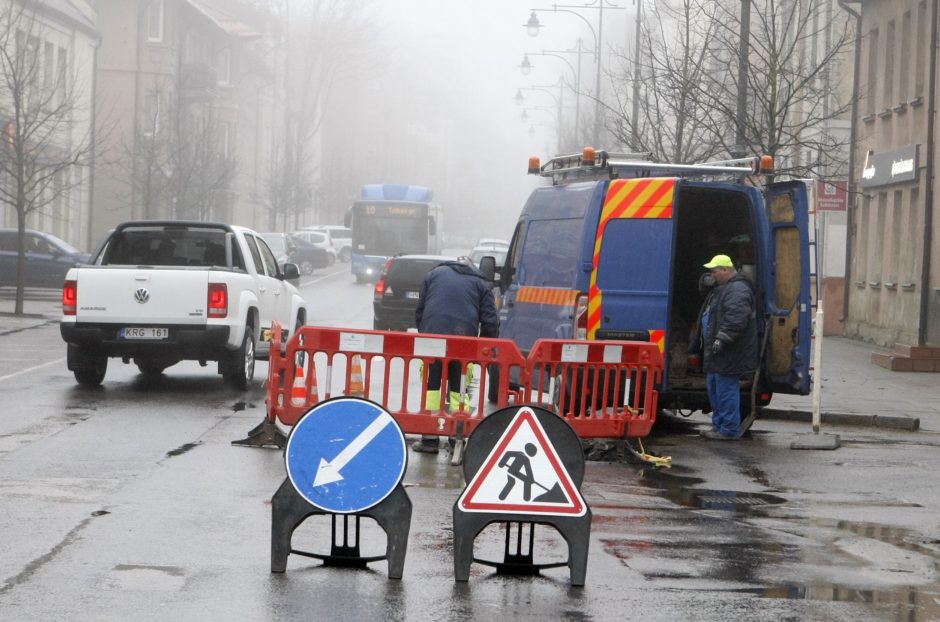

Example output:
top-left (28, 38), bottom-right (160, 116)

top-left (494, 149), bottom-right (812, 425)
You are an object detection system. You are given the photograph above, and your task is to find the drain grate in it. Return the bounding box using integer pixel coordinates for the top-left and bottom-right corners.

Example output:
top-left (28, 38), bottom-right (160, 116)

top-left (698, 495), bottom-right (770, 506)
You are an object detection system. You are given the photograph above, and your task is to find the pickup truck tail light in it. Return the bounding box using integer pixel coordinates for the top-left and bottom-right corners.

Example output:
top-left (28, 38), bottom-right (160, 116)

top-left (62, 280), bottom-right (77, 315)
top-left (573, 293), bottom-right (588, 340)
top-left (207, 283), bottom-right (228, 318)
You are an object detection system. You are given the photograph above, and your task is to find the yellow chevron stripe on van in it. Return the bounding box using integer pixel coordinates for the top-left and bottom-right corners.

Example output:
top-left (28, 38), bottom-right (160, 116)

top-left (587, 178), bottom-right (676, 339)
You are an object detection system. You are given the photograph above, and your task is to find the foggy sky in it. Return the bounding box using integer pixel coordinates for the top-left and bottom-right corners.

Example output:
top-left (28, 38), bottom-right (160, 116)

top-left (348, 1), bottom-right (633, 244)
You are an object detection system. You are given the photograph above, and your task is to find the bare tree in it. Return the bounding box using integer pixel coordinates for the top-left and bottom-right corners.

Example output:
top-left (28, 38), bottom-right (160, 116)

top-left (607, 0), bottom-right (729, 163)
top-left (165, 98), bottom-right (236, 221)
top-left (0, 1), bottom-right (94, 314)
top-left (606, 0), bottom-right (852, 176)
top-left (260, 0), bottom-right (381, 230)
top-left (700, 0), bottom-right (854, 177)
top-left (118, 85), bottom-right (236, 223)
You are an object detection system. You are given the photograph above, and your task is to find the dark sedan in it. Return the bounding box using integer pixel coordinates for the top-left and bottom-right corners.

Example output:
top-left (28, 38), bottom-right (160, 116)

top-left (373, 255), bottom-right (456, 331)
top-left (0, 229), bottom-right (90, 288)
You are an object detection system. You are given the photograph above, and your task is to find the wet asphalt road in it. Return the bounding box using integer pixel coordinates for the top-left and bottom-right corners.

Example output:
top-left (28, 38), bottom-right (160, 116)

top-left (1, 270), bottom-right (940, 621)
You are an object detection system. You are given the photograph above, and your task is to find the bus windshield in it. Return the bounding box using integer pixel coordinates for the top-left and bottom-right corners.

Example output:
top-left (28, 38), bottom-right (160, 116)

top-left (353, 203), bottom-right (429, 256)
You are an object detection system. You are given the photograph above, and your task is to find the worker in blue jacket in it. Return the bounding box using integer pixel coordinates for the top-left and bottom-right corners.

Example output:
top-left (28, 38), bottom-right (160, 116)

top-left (700, 254), bottom-right (758, 440)
top-left (413, 258), bottom-right (499, 453)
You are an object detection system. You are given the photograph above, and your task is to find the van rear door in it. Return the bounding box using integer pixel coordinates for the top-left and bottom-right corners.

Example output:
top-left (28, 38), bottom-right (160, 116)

top-left (588, 178), bottom-right (677, 358)
top-left (764, 181), bottom-right (812, 395)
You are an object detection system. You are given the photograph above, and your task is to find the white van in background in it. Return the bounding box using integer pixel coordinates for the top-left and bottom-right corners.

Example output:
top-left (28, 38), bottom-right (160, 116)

top-left (300, 225), bottom-right (352, 262)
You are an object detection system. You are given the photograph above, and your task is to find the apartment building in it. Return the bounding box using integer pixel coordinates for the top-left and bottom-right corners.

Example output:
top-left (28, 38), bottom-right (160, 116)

top-left (0, 0), bottom-right (98, 251)
top-left (92, 0), bottom-right (282, 246)
top-left (846, 0), bottom-right (939, 349)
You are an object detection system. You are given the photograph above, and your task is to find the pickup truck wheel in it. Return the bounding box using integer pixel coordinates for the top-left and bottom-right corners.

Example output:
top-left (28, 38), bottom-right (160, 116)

top-left (224, 325), bottom-right (256, 389)
top-left (73, 351), bottom-right (107, 387)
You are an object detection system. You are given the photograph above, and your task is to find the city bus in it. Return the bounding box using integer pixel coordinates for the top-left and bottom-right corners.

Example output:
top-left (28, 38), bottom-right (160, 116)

top-left (345, 184), bottom-right (442, 282)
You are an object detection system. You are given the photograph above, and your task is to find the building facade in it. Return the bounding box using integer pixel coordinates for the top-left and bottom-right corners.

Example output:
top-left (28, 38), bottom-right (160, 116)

top-left (92, 0), bottom-right (282, 246)
top-left (0, 0), bottom-right (98, 251)
top-left (846, 0), bottom-right (939, 347)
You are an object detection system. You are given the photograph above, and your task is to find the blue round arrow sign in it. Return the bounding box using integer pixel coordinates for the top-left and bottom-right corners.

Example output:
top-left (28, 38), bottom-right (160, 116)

top-left (285, 397), bottom-right (407, 513)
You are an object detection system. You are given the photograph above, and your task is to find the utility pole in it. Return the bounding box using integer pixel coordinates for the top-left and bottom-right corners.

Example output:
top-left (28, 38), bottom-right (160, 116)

top-left (734, 0), bottom-right (751, 158)
top-left (631, 0), bottom-right (642, 145)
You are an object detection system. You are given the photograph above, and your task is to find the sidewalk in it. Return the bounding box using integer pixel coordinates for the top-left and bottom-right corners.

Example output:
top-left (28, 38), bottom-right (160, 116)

top-left (0, 288), bottom-right (62, 333)
top-left (764, 335), bottom-right (939, 433)
top-left (2, 288), bottom-right (935, 433)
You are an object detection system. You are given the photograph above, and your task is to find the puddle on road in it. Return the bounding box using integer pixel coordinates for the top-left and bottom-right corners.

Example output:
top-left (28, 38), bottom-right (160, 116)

top-left (596, 466), bottom-right (940, 620)
top-left (165, 441), bottom-right (202, 457)
top-left (101, 564), bottom-right (186, 592)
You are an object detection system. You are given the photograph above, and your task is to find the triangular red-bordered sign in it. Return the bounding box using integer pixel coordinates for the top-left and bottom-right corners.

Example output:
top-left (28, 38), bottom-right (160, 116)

top-left (457, 407), bottom-right (586, 516)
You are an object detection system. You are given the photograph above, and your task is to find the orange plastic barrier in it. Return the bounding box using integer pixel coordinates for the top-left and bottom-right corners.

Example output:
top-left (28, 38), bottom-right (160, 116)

top-left (265, 324), bottom-right (663, 440)
top-left (266, 324), bottom-right (526, 439)
top-left (522, 339), bottom-right (663, 438)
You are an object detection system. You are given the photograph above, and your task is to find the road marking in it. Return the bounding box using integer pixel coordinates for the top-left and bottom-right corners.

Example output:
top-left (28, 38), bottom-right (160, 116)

top-left (299, 266), bottom-right (349, 287)
top-left (0, 357), bottom-right (65, 383)
top-left (313, 410), bottom-right (394, 486)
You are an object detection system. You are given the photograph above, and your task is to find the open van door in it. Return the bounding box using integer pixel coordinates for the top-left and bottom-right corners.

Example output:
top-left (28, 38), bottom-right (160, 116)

top-left (764, 181), bottom-right (812, 395)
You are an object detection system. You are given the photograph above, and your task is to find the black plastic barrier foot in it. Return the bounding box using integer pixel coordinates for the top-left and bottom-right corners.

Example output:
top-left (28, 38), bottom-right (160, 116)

top-left (270, 478), bottom-right (411, 579)
top-left (232, 418), bottom-right (286, 449)
top-left (453, 405), bottom-right (591, 586)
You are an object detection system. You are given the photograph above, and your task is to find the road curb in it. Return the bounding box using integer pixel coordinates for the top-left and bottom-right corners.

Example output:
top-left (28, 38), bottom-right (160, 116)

top-left (761, 408), bottom-right (920, 431)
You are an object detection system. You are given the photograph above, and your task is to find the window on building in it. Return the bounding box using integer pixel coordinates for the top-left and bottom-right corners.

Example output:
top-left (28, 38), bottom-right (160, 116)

top-left (905, 187), bottom-right (920, 283)
top-left (884, 20), bottom-right (894, 106)
top-left (874, 191), bottom-right (886, 285)
top-left (143, 91), bottom-right (161, 136)
top-left (56, 47), bottom-right (67, 106)
top-left (147, 0), bottom-right (165, 43)
top-left (221, 121), bottom-right (234, 159)
top-left (217, 48), bottom-right (231, 85)
top-left (915, 1), bottom-right (926, 98)
top-left (856, 194), bottom-right (870, 282)
top-left (900, 11), bottom-right (911, 100)
top-left (866, 27), bottom-right (878, 115)
top-left (43, 41), bottom-right (54, 97)
top-left (889, 190), bottom-right (902, 285)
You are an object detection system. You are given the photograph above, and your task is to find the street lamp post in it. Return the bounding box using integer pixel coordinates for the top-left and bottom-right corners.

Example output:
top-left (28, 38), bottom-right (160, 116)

top-left (516, 81), bottom-right (565, 152)
top-left (525, 2), bottom-right (623, 147)
top-left (521, 39), bottom-right (589, 146)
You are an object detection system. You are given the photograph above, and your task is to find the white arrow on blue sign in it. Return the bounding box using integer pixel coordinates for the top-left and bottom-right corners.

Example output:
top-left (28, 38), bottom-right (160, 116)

top-left (285, 397), bottom-right (407, 514)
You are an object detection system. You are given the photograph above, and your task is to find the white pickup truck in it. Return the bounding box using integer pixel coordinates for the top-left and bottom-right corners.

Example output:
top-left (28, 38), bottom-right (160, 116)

top-left (60, 221), bottom-right (308, 388)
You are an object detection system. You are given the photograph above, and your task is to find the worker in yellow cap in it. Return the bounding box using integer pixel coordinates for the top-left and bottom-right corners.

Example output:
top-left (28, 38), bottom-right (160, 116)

top-left (699, 254), bottom-right (758, 440)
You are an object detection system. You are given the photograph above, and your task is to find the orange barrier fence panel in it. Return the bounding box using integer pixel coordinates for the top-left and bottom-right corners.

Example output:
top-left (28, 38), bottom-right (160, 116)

top-left (265, 325), bottom-right (663, 440)
top-left (266, 325), bottom-right (527, 439)
top-left (523, 339), bottom-right (663, 438)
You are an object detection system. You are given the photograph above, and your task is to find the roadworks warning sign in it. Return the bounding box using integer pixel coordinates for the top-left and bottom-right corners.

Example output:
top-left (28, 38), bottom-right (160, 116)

top-left (457, 406), bottom-right (586, 516)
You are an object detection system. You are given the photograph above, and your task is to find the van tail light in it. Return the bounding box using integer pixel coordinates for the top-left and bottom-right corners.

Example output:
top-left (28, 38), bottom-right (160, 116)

top-left (62, 280), bottom-right (77, 315)
top-left (207, 283), bottom-right (228, 318)
top-left (573, 293), bottom-right (588, 340)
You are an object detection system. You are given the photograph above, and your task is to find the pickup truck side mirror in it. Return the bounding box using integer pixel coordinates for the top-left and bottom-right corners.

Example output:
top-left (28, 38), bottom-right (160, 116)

top-left (428, 217), bottom-right (437, 236)
top-left (281, 262), bottom-right (300, 281)
top-left (343, 210), bottom-right (352, 228)
top-left (479, 255), bottom-right (497, 282)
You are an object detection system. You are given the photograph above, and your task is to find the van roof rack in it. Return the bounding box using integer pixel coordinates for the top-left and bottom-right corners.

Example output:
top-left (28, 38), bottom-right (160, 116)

top-left (537, 148), bottom-right (761, 184)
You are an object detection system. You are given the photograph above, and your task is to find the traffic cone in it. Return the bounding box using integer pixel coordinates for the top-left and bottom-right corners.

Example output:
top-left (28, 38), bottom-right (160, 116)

top-left (349, 355), bottom-right (365, 397)
top-left (290, 364), bottom-right (307, 407)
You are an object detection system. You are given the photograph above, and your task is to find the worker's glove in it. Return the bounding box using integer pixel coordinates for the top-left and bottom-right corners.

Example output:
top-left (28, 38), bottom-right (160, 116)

top-left (711, 339), bottom-right (725, 355)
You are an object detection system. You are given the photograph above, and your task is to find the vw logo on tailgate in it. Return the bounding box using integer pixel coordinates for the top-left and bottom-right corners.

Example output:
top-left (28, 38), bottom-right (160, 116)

top-left (134, 288), bottom-right (150, 304)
